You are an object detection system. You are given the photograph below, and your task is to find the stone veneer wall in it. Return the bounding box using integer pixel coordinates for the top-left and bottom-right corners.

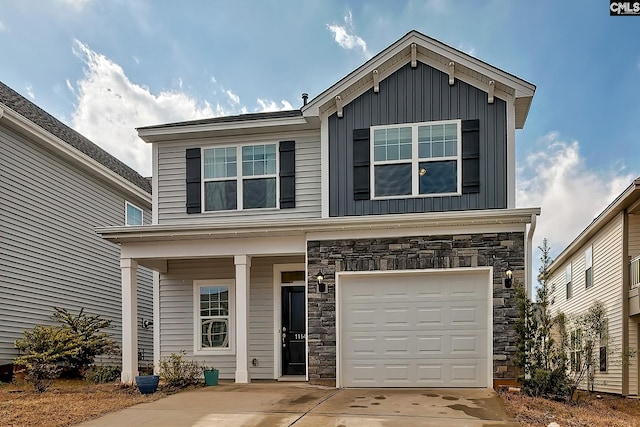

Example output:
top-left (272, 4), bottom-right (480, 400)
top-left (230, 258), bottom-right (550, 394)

top-left (306, 232), bottom-right (525, 386)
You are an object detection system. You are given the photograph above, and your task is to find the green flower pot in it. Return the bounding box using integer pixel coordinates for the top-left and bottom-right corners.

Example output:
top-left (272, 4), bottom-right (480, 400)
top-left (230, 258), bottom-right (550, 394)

top-left (203, 369), bottom-right (219, 386)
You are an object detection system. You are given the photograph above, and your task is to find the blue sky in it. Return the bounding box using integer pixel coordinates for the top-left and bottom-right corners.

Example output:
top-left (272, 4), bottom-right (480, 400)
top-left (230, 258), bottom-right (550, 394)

top-left (1, 0), bottom-right (639, 268)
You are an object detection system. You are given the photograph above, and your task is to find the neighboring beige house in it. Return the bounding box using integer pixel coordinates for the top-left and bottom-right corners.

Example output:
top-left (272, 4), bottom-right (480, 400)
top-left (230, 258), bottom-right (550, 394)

top-left (548, 178), bottom-right (640, 395)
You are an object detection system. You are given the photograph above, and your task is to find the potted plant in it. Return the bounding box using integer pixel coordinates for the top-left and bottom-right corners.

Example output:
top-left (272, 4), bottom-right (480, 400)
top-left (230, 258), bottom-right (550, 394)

top-left (135, 373), bottom-right (160, 394)
top-left (202, 366), bottom-right (219, 386)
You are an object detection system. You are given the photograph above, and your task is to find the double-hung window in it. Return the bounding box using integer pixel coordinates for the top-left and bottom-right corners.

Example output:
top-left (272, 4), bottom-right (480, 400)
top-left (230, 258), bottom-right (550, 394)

top-left (194, 280), bottom-right (234, 353)
top-left (570, 329), bottom-right (582, 372)
top-left (585, 246), bottom-right (593, 289)
top-left (203, 144), bottom-right (277, 211)
top-left (566, 265), bottom-right (573, 300)
top-left (125, 202), bottom-right (143, 226)
top-left (372, 120), bottom-right (461, 198)
top-left (599, 319), bottom-right (608, 372)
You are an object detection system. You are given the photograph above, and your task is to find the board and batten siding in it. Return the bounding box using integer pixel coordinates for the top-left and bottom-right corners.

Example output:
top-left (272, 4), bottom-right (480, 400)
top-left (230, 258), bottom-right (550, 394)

top-left (549, 214), bottom-right (624, 394)
top-left (155, 131), bottom-right (321, 224)
top-left (159, 256), bottom-right (304, 379)
top-left (0, 124), bottom-right (153, 366)
top-left (329, 61), bottom-right (507, 217)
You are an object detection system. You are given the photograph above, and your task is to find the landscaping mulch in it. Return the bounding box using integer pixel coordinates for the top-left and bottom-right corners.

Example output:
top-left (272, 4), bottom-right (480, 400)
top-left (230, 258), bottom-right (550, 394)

top-left (0, 379), bottom-right (166, 427)
top-left (498, 389), bottom-right (640, 427)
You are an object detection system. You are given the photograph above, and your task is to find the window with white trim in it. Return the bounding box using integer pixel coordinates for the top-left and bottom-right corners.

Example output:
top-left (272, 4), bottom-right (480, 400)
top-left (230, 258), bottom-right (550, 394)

top-left (125, 201), bottom-right (143, 226)
top-left (371, 120), bottom-right (461, 198)
top-left (570, 329), bottom-right (582, 372)
top-left (585, 246), bottom-right (593, 289)
top-left (194, 280), bottom-right (234, 353)
top-left (203, 144), bottom-right (277, 211)
top-left (566, 264), bottom-right (573, 300)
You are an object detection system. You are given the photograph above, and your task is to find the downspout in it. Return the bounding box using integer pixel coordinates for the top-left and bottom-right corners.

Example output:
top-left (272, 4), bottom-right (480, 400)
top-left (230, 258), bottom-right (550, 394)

top-left (526, 213), bottom-right (538, 298)
top-left (622, 210), bottom-right (630, 396)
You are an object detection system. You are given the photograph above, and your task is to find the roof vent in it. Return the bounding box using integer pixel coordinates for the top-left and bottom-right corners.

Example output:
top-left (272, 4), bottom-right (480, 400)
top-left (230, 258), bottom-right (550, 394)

top-left (301, 93), bottom-right (308, 106)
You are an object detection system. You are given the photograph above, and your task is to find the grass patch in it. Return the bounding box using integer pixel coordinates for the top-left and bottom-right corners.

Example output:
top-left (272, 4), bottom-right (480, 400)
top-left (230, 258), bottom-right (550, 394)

top-left (498, 389), bottom-right (640, 427)
top-left (0, 379), bottom-right (166, 427)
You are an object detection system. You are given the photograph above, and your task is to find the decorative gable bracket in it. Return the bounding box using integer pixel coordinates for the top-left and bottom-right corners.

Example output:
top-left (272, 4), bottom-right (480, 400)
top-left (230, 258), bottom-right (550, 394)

top-left (373, 69), bottom-right (380, 93)
top-left (448, 61), bottom-right (455, 86)
top-left (410, 43), bottom-right (417, 68)
top-left (335, 95), bottom-right (343, 118)
top-left (488, 80), bottom-right (495, 104)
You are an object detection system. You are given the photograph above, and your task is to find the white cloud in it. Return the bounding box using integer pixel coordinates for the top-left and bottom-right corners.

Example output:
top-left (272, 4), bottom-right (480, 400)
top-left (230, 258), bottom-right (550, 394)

top-left (226, 89), bottom-right (240, 105)
top-left (57, 0), bottom-right (92, 10)
top-left (425, 0), bottom-right (448, 13)
top-left (457, 43), bottom-right (476, 57)
top-left (0, 20), bottom-right (6, 32)
top-left (517, 132), bottom-right (636, 266)
top-left (67, 40), bottom-right (295, 176)
top-left (25, 84), bottom-right (35, 100)
top-left (69, 40), bottom-right (217, 176)
top-left (327, 10), bottom-right (371, 59)
top-left (256, 98), bottom-right (293, 112)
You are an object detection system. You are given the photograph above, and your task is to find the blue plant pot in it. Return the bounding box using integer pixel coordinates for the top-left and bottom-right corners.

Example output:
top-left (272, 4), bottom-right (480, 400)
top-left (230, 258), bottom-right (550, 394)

top-left (135, 375), bottom-right (160, 394)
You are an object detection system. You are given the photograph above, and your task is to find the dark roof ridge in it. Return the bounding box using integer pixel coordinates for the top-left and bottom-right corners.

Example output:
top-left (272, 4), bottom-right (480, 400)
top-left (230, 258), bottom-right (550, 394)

top-left (137, 109), bottom-right (302, 130)
top-left (0, 81), bottom-right (152, 194)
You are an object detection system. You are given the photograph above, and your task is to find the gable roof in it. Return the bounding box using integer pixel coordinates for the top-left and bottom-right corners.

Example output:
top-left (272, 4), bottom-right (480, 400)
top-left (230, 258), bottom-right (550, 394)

top-left (302, 30), bottom-right (536, 129)
top-left (548, 177), bottom-right (640, 275)
top-left (0, 81), bottom-right (152, 194)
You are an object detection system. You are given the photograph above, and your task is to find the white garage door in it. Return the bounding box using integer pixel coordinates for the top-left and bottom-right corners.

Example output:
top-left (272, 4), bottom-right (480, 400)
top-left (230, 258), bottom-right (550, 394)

top-left (339, 270), bottom-right (490, 388)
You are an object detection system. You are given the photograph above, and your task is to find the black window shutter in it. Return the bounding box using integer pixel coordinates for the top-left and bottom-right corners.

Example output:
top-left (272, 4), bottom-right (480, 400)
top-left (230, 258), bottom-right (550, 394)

top-left (461, 119), bottom-right (480, 194)
top-left (279, 141), bottom-right (296, 209)
top-left (353, 128), bottom-right (370, 200)
top-left (185, 148), bottom-right (201, 214)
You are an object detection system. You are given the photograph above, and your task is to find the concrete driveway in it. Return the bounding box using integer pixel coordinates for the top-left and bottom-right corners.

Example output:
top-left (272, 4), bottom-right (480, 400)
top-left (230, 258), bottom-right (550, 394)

top-left (76, 382), bottom-right (520, 427)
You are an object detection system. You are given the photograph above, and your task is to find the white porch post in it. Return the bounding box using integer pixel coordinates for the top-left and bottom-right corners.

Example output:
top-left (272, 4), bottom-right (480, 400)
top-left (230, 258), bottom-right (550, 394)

top-left (121, 258), bottom-right (138, 384)
top-left (234, 255), bottom-right (251, 383)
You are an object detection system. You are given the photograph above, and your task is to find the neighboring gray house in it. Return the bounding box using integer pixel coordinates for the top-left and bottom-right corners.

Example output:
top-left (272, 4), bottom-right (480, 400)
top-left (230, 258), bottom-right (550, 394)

top-left (0, 81), bottom-right (153, 380)
top-left (99, 31), bottom-right (539, 388)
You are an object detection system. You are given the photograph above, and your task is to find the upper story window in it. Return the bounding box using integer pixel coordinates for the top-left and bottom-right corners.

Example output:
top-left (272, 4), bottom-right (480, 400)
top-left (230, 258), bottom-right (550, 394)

top-left (371, 120), bottom-right (461, 198)
top-left (585, 246), bottom-right (593, 289)
top-left (125, 202), bottom-right (143, 226)
top-left (203, 144), bottom-right (277, 211)
top-left (566, 264), bottom-right (572, 300)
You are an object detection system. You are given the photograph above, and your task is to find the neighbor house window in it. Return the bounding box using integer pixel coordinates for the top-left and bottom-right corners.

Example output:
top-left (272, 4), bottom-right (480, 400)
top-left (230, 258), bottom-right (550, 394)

top-left (600, 319), bottom-right (608, 372)
top-left (125, 202), bottom-right (143, 226)
top-left (585, 246), bottom-right (593, 289)
top-left (566, 265), bottom-right (573, 300)
top-left (371, 120), bottom-right (461, 198)
top-left (570, 329), bottom-right (582, 372)
top-left (194, 280), bottom-right (234, 353)
top-left (203, 144), bottom-right (277, 211)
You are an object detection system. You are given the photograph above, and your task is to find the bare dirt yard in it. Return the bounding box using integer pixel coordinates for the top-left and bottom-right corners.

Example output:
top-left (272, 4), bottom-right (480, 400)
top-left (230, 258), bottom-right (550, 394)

top-left (0, 379), bottom-right (166, 427)
top-left (499, 389), bottom-right (640, 427)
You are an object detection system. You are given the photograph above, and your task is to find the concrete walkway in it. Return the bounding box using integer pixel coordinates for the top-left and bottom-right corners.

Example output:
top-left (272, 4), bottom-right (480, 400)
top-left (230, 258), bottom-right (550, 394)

top-left (76, 382), bottom-right (520, 427)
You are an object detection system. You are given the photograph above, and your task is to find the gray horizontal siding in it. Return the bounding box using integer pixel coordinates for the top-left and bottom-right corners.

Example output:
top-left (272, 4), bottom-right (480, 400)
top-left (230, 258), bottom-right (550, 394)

top-left (159, 255), bottom-right (303, 380)
top-left (156, 132), bottom-right (321, 224)
top-left (0, 124), bottom-right (153, 366)
top-left (329, 61), bottom-right (507, 216)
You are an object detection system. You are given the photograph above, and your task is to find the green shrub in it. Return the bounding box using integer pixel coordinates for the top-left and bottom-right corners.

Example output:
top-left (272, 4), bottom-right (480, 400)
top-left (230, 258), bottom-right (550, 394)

top-left (85, 365), bottom-right (121, 383)
top-left (159, 351), bottom-right (201, 389)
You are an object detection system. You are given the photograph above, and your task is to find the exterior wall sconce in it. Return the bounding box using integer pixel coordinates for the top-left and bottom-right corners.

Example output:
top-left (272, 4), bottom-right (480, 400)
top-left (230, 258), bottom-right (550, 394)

top-left (504, 269), bottom-right (513, 288)
top-left (317, 269), bottom-right (327, 293)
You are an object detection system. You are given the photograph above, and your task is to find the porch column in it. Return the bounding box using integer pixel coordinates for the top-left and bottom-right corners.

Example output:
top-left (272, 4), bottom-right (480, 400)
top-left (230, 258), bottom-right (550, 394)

top-left (234, 255), bottom-right (251, 383)
top-left (121, 258), bottom-right (138, 384)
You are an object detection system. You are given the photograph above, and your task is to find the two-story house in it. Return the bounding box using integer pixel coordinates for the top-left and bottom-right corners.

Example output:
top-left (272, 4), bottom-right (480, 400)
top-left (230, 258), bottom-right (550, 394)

top-left (548, 178), bottom-right (640, 395)
top-left (99, 31), bottom-right (539, 388)
top-left (0, 81), bottom-right (154, 380)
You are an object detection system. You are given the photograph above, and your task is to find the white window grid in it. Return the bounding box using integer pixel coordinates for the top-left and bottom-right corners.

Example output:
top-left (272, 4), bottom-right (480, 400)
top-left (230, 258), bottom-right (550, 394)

top-left (370, 119), bottom-right (462, 199)
top-left (194, 279), bottom-right (235, 355)
top-left (202, 143), bottom-right (279, 211)
top-left (125, 201), bottom-right (143, 226)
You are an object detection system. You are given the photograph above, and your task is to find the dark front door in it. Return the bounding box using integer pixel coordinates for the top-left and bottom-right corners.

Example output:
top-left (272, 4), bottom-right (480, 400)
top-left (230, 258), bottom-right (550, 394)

top-left (281, 286), bottom-right (306, 376)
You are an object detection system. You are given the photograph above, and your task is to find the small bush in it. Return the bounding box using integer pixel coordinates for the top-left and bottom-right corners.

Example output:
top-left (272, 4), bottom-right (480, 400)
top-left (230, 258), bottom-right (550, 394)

top-left (523, 367), bottom-right (571, 401)
top-left (85, 365), bottom-right (121, 383)
top-left (159, 351), bottom-right (201, 389)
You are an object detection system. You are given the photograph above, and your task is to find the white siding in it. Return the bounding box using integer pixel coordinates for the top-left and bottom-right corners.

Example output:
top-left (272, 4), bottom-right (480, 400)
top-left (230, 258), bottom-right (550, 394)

top-left (549, 214), bottom-right (624, 394)
top-left (629, 320), bottom-right (638, 395)
top-left (156, 131), bottom-right (321, 224)
top-left (0, 124), bottom-right (153, 366)
top-left (159, 255), bottom-right (304, 379)
top-left (629, 213), bottom-right (640, 259)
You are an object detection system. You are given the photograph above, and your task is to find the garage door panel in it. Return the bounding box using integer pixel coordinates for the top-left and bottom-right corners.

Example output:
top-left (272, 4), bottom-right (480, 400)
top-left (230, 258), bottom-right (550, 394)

top-left (343, 358), bottom-right (487, 387)
top-left (340, 271), bottom-right (490, 388)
